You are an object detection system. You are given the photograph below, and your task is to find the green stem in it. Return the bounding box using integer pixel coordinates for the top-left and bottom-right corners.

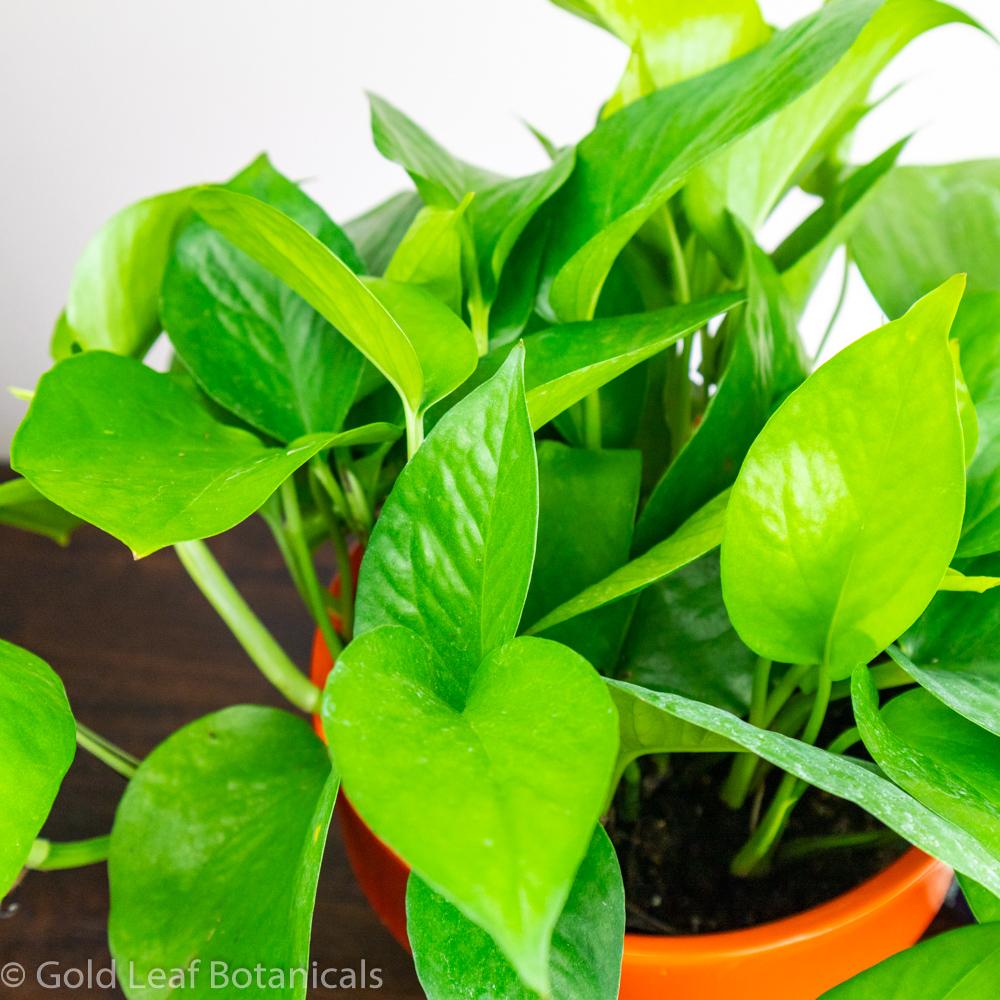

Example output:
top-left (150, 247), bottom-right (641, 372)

top-left (583, 392), bottom-right (603, 450)
top-left (813, 249), bottom-right (851, 364)
top-left (469, 294), bottom-right (491, 357)
top-left (778, 828), bottom-right (900, 863)
top-left (76, 723), bottom-right (139, 779)
top-left (661, 208), bottom-right (695, 457)
top-left (308, 465), bottom-right (355, 641)
top-left (763, 664), bottom-right (811, 727)
top-left (721, 658), bottom-right (771, 809)
top-left (405, 406), bottom-right (425, 460)
top-left (730, 663), bottom-right (833, 877)
top-left (280, 480), bottom-right (343, 661)
top-left (27, 835), bottom-right (110, 871)
top-left (310, 457), bottom-right (349, 520)
top-left (174, 539), bottom-right (320, 714)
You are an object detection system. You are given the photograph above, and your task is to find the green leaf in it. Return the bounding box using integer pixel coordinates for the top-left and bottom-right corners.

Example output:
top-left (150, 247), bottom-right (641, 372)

top-left (109, 706), bottom-right (336, 1000)
top-left (0, 476), bottom-right (79, 545)
top-left (11, 352), bottom-right (398, 557)
top-left (852, 161), bottom-right (1000, 320)
top-left (344, 190), bottom-right (422, 276)
top-left (636, 235), bottom-right (806, 550)
top-left (407, 825), bottom-right (624, 1000)
top-left (355, 347), bottom-right (536, 682)
top-left (527, 489), bottom-right (728, 635)
top-left (525, 294), bottom-right (741, 429)
top-left (541, 0), bottom-right (879, 320)
top-left (522, 442), bottom-right (641, 673)
top-left (951, 339), bottom-right (980, 466)
top-left (821, 923), bottom-right (1000, 999)
top-left (606, 679), bottom-right (1000, 897)
top-left (853, 676), bottom-right (1000, 866)
top-left (369, 94), bottom-right (574, 300)
top-left (950, 294), bottom-right (1000, 555)
top-left (721, 278), bottom-right (967, 679)
top-left (190, 188), bottom-right (476, 421)
top-left (619, 554), bottom-right (755, 714)
top-left (959, 875), bottom-right (1000, 924)
top-left (323, 629), bottom-right (618, 996)
top-left (685, 1), bottom-right (977, 245)
top-left (55, 186), bottom-right (200, 358)
top-left (938, 567), bottom-right (1000, 593)
top-left (0, 640), bottom-right (76, 896)
top-left (162, 156), bottom-right (366, 443)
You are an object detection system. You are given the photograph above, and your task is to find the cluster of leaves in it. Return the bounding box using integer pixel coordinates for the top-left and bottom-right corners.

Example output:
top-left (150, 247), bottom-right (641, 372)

top-left (3, 0), bottom-right (1000, 997)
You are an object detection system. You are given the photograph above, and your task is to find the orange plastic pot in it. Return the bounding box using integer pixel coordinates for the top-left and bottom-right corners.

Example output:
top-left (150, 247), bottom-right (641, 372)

top-left (312, 560), bottom-right (951, 998)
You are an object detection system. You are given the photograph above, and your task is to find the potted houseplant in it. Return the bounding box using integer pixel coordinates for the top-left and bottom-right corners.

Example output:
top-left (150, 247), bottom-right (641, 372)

top-left (3, 0), bottom-right (1000, 996)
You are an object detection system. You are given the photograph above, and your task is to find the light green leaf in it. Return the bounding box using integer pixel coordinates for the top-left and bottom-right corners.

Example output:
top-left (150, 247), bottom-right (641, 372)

top-left (163, 155), bottom-right (366, 443)
top-left (938, 567), bottom-right (1000, 593)
top-left (525, 294), bottom-right (741, 429)
top-left (0, 640), bottom-right (76, 896)
top-left (11, 352), bottom-right (398, 557)
top-left (527, 489), bottom-right (728, 635)
top-left (896, 552), bottom-right (1000, 736)
top-left (523, 442), bottom-right (641, 673)
top-left (109, 707), bottom-right (336, 1000)
top-left (951, 339), bottom-right (980, 466)
top-left (344, 190), bottom-right (422, 276)
top-left (636, 235), bottom-right (806, 550)
top-left (542, 0), bottom-right (879, 320)
top-left (853, 675), bottom-right (1000, 866)
top-left (821, 924), bottom-right (1000, 999)
top-left (407, 825), bottom-right (624, 1000)
top-left (0, 476), bottom-right (79, 545)
top-left (323, 629), bottom-right (618, 996)
top-left (355, 347), bottom-right (536, 683)
top-left (606, 679), bottom-right (1000, 897)
top-left (55, 186), bottom-right (200, 358)
top-left (852, 161), bottom-right (1000, 320)
top-left (686, 0), bottom-right (977, 243)
top-left (721, 278), bottom-right (967, 679)
top-left (191, 188), bottom-right (476, 421)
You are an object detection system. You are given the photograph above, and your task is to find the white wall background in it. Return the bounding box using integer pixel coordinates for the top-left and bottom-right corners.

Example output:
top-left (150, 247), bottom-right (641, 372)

top-left (1, 0), bottom-right (997, 456)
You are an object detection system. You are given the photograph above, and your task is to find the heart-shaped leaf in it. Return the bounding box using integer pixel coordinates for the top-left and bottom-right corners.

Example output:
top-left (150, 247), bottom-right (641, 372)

top-left (0, 476), bottom-right (79, 545)
top-left (162, 155), bottom-right (366, 443)
top-left (407, 825), bottom-right (624, 1000)
top-left (109, 706), bottom-right (336, 1000)
top-left (323, 628), bottom-right (618, 996)
top-left (527, 489), bottom-right (728, 635)
top-left (355, 346), bottom-right (536, 683)
top-left (721, 278), bottom-right (966, 679)
top-left (606, 679), bottom-right (1000, 897)
top-left (821, 924), bottom-right (1000, 999)
top-left (0, 640), bottom-right (76, 896)
top-left (11, 352), bottom-right (398, 557)
top-left (541, 0), bottom-right (878, 320)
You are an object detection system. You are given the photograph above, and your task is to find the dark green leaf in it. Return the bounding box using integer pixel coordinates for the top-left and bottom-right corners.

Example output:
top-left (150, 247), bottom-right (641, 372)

top-left (407, 825), bottom-right (624, 1000)
top-left (0, 640), bottom-right (76, 896)
top-left (163, 155), bottom-right (365, 442)
top-left (523, 443), bottom-right (641, 673)
top-left (606, 679), bottom-right (1000, 897)
top-left (821, 924), bottom-right (1000, 998)
top-left (11, 352), bottom-right (397, 557)
top-left (355, 347), bottom-right (536, 683)
top-left (722, 278), bottom-right (966, 679)
top-left (109, 706), bottom-right (336, 1000)
top-left (323, 629), bottom-right (618, 995)
top-left (0, 476), bottom-right (79, 545)
top-left (541, 0), bottom-right (879, 320)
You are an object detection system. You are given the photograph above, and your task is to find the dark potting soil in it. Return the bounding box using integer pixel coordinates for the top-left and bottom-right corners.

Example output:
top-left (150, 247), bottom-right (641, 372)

top-left (607, 705), bottom-right (908, 935)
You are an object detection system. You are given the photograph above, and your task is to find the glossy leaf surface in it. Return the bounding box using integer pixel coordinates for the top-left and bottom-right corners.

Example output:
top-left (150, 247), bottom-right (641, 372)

top-left (541, 0), bottom-right (877, 319)
top-left (523, 443), bottom-right (640, 673)
top-left (528, 490), bottom-right (727, 635)
top-left (11, 352), bottom-right (397, 557)
top-left (109, 707), bottom-right (336, 1000)
top-left (637, 236), bottom-right (806, 550)
top-left (407, 826), bottom-right (624, 1000)
top-left (344, 190), bottom-right (422, 276)
top-left (0, 640), bottom-right (76, 895)
top-left (162, 155), bottom-right (365, 442)
top-left (822, 924), bottom-right (1000, 999)
top-left (0, 476), bottom-right (79, 545)
top-left (722, 279), bottom-right (966, 679)
top-left (355, 348), bottom-right (536, 683)
top-left (606, 680), bottom-right (1000, 896)
top-left (55, 186), bottom-right (199, 358)
top-left (323, 630), bottom-right (618, 995)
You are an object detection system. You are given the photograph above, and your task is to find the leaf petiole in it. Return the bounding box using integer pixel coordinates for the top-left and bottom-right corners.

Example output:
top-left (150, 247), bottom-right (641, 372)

top-left (26, 835), bottom-right (111, 871)
top-left (76, 723), bottom-right (139, 779)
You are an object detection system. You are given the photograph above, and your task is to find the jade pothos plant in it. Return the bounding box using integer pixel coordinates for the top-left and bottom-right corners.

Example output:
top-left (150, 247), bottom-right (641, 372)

top-left (3, 0), bottom-right (1000, 995)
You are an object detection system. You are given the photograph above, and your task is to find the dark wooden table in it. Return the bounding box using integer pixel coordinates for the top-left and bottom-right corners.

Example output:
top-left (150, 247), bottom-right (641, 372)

top-left (0, 498), bottom-right (424, 998)
top-left (0, 475), bottom-right (969, 999)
